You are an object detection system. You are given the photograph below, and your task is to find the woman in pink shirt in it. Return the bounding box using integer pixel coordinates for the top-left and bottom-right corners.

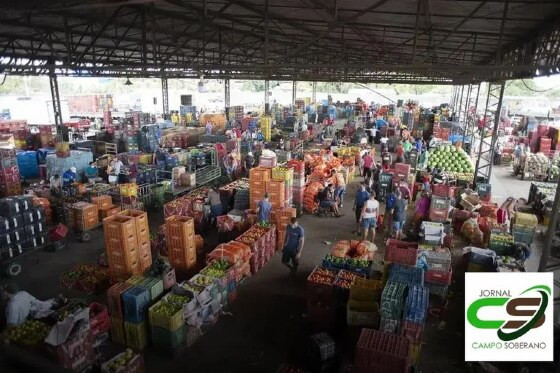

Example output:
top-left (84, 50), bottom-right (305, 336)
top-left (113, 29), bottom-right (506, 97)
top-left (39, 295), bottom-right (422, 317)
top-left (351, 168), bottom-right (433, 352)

top-left (362, 152), bottom-right (374, 179)
top-left (412, 191), bottom-right (431, 233)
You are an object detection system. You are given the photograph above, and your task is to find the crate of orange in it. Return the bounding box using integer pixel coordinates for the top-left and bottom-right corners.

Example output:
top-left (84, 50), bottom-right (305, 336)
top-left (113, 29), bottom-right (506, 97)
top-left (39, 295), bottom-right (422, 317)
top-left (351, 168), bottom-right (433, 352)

top-left (307, 266), bottom-right (339, 302)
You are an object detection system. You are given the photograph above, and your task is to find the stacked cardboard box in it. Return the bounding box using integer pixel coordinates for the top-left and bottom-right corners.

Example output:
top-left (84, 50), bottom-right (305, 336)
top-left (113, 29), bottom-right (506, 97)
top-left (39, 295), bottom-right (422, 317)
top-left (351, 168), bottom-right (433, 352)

top-left (165, 215), bottom-right (196, 272)
top-left (103, 215), bottom-right (142, 282)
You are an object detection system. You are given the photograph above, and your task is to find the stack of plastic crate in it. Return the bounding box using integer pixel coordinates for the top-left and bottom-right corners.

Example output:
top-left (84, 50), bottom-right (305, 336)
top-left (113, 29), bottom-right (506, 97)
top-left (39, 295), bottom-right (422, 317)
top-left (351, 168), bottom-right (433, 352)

top-left (120, 209), bottom-right (152, 272)
top-left (423, 248), bottom-right (452, 297)
top-left (387, 263), bottom-right (424, 287)
top-left (384, 239), bottom-right (419, 266)
top-left (288, 160), bottom-right (305, 214)
top-left (270, 207), bottom-right (296, 251)
top-left (401, 285), bottom-right (429, 367)
top-left (355, 328), bottom-right (411, 373)
top-left (272, 166), bottom-right (294, 208)
top-left (103, 215), bottom-right (143, 283)
top-left (347, 277), bottom-right (382, 328)
top-left (306, 266), bottom-right (338, 330)
top-left (249, 167), bottom-right (271, 210)
top-left (0, 148), bottom-right (21, 197)
top-left (165, 216), bottom-right (196, 273)
top-left (266, 179), bottom-right (285, 209)
top-left (379, 281), bottom-right (407, 333)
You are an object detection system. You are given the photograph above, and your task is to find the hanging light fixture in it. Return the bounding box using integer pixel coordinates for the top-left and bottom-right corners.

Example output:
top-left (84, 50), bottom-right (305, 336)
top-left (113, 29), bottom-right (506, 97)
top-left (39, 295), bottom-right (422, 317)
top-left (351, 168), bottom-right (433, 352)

top-left (124, 77), bottom-right (133, 86)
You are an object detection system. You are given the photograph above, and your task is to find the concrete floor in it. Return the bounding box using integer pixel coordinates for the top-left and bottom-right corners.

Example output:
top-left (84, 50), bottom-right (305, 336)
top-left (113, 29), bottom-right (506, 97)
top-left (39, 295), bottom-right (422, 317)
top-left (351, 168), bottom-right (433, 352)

top-left (0, 123), bottom-right (556, 372)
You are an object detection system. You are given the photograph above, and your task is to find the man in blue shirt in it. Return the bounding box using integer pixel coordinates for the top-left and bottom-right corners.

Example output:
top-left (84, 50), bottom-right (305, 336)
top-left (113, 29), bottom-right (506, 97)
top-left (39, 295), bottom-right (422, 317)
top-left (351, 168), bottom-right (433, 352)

top-left (62, 167), bottom-right (77, 187)
top-left (282, 217), bottom-right (305, 274)
top-left (256, 193), bottom-right (272, 224)
top-left (353, 182), bottom-right (370, 235)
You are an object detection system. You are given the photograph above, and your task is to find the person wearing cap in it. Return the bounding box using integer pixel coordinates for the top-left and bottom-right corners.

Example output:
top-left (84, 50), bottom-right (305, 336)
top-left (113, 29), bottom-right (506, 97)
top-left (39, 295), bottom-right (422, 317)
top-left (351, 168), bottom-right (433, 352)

top-left (256, 192), bottom-right (272, 224)
top-left (62, 167), bottom-right (77, 187)
top-left (244, 152), bottom-right (255, 176)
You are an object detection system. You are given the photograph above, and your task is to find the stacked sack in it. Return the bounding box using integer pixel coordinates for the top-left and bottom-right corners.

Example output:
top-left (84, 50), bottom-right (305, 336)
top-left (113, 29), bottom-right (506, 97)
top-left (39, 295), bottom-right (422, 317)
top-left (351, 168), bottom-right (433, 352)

top-left (0, 196), bottom-right (47, 264)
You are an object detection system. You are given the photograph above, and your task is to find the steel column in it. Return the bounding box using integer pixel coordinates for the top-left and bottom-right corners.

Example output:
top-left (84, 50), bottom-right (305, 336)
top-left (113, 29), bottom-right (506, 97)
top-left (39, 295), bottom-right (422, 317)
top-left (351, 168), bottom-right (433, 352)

top-left (161, 77), bottom-right (169, 118)
top-left (49, 73), bottom-right (63, 133)
top-left (292, 81), bottom-right (297, 108)
top-left (312, 81), bottom-right (317, 104)
top-left (464, 83), bottom-right (481, 154)
top-left (539, 176), bottom-right (560, 272)
top-left (264, 80), bottom-right (270, 115)
top-left (224, 78), bottom-right (230, 118)
top-left (473, 81), bottom-right (505, 186)
top-left (458, 84), bottom-right (472, 127)
top-left (456, 85), bottom-right (465, 122)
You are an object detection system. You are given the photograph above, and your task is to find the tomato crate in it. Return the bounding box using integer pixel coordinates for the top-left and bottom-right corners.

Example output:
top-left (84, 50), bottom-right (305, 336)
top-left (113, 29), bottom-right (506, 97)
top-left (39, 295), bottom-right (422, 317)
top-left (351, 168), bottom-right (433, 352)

top-left (380, 281), bottom-right (407, 319)
top-left (124, 320), bottom-right (148, 350)
top-left (404, 285), bottom-right (429, 324)
top-left (401, 320), bottom-right (424, 343)
top-left (384, 246), bottom-right (418, 266)
top-left (148, 300), bottom-right (184, 332)
top-left (107, 282), bottom-right (133, 317)
top-left (425, 268), bottom-right (452, 285)
top-left (122, 286), bottom-right (150, 323)
top-left (89, 302), bottom-right (110, 339)
top-left (307, 266), bottom-right (338, 301)
top-left (388, 263), bottom-right (424, 286)
top-left (103, 214), bottom-right (137, 240)
top-left (355, 329), bottom-right (411, 373)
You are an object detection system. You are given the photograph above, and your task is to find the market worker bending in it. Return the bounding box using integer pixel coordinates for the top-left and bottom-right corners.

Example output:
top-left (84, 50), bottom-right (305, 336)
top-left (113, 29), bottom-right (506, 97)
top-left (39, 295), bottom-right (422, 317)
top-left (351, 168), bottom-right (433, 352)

top-left (256, 192), bottom-right (272, 224)
top-left (281, 217), bottom-right (305, 274)
top-left (62, 167), bottom-right (77, 187)
top-left (2, 283), bottom-right (61, 327)
top-left (49, 173), bottom-right (62, 193)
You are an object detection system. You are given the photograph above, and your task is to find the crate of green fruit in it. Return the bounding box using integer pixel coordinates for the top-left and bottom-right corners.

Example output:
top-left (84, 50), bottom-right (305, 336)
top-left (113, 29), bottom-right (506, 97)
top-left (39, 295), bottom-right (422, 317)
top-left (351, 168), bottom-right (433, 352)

top-left (200, 265), bottom-right (229, 288)
top-left (148, 300), bottom-right (184, 332)
top-left (345, 258), bottom-right (372, 277)
top-left (489, 231), bottom-right (514, 255)
top-left (165, 292), bottom-right (198, 314)
top-left (207, 258), bottom-right (236, 283)
top-left (322, 254), bottom-right (347, 270)
top-left (188, 274), bottom-right (222, 299)
top-left (137, 277), bottom-right (164, 302)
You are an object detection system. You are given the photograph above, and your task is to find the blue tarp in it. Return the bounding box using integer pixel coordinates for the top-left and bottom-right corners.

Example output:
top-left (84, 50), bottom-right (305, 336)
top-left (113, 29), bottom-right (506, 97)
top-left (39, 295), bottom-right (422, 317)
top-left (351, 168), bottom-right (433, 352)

top-left (16, 151), bottom-right (39, 179)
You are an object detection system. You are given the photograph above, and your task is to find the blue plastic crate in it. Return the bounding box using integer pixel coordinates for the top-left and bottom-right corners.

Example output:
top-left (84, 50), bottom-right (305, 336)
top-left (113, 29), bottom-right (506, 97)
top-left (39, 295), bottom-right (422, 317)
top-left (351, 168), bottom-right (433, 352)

top-left (404, 285), bottom-right (429, 324)
top-left (388, 264), bottom-right (424, 286)
top-left (123, 286), bottom-right (150, 323)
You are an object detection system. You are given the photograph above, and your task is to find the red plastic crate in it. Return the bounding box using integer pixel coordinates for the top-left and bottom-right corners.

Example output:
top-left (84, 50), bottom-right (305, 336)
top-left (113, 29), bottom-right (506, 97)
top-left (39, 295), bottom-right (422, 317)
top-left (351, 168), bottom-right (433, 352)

top-left (432, 184), bottom-right (455, 198)
top-left (401, 320), bottom-right (424, 343)
top-left (425, 268), bottom-right (452, 285)
top-left (89, 302), bottom-right (110, 339)
top-left (384, 246), bottom-right (419, 266)
top-left (49, 223), bottom-right (69, 241)
top-left (386, 239), bottom-right (419, 251)
top-left (355, 328), bottom-right (411, 373)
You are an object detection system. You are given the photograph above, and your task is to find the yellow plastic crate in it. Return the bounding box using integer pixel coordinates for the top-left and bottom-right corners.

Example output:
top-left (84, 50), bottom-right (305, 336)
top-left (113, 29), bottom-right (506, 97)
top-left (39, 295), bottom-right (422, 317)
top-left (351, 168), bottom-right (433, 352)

top-left (513, 212), bottom-right (538, 228)
top-left (148, 300), bottom-right (184, 332)
top-left (349, 277), bottom-right (384, 302)
top-left (411, 342), bottom-right (422, 366)
top-left (120, 183), bottom-right (138, 197)
top-left (55, 142), bottom-right (70, 152)
top-left (124, 320), bottom-right (148, 350)
top-left (139, 154), bottom-right (152, 164)
top-left (110, 316), bottom-right (125, 345)
top-left (271, 167), bottom-right (294, 182)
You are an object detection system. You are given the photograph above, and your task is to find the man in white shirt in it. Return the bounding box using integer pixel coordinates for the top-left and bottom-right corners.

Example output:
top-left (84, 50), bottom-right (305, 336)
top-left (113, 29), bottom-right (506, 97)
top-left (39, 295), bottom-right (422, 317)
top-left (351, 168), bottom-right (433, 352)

top-left (360, 192), bottom-right (380, 242)
top-left (380, 135), bottom-right (389, 152)
top-left (3, 284), bottom-right (56, 327)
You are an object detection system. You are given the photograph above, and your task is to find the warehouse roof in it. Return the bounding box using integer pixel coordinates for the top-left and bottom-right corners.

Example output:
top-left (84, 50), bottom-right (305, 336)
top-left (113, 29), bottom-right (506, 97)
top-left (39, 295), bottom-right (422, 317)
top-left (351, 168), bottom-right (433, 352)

top-left (1, 0), bottom-right (559, 83)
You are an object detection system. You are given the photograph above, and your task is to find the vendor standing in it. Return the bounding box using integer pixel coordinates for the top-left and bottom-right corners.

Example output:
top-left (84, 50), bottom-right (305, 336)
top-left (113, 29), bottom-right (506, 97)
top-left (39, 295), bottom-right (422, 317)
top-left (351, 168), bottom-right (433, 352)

top-left (62, 167), bottom-right (77, 187)
top-left (256, 193), bottom-right (272, 224)
top-left (2, 284), bottom-right (58, 327)
top-left (244, 152), bottom-right (255, 176)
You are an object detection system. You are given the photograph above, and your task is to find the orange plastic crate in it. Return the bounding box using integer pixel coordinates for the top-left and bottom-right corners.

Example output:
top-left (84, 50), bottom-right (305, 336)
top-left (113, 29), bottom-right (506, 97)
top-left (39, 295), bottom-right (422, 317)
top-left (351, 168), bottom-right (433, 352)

top-left (249, 167), bottom-right (271, 182)
top-left (107, 248), bottom-right (140, 275)
top-left (165, 216), bottom-right (195, 249)
top-left (103, 215), bottom-right (137, 239)
top-left (91, 195), bottom-right (112, 210)
top-left (119, 209), bottom-right (149, 232)
top-left (107, 282), bottom-right (132, 316)
top-left (266, 180), bottom-right (285, 194)
top-left (99, 205), bottom-right (121, 220)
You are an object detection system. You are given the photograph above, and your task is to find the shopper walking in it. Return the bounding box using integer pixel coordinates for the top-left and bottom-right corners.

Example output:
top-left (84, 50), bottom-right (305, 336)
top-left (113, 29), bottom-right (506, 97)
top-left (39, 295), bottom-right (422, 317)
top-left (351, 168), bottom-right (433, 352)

top-left (353, 182), bottom-right (370, 236)
top-left (256, 193), bottom-right (272, 224)
top-left (362, 151), bottom-right (374, 179)
top-left (391, 190), bottom-right (407, 240)
top-left (281, 217), bottom-right (305, 275)
top-left (360, 192), bottom-right (379, 242)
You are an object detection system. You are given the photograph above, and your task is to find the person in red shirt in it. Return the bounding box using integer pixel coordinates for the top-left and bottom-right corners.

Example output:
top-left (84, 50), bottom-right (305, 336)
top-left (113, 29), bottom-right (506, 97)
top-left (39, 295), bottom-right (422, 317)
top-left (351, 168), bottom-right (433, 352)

top-left (395, 143), bottom-right (405, 164)
top-left (362, 152), bottom-right (374, 179)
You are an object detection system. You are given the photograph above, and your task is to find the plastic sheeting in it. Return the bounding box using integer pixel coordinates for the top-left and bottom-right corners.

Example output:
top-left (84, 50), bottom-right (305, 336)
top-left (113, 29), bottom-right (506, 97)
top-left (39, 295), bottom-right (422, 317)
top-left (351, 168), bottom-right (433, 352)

top-left (16, 151), bottom-right (39, 179)
top-left (45, 150), bottom-right (93, 180)
top-left (37, 148), bottom-right (55, 165)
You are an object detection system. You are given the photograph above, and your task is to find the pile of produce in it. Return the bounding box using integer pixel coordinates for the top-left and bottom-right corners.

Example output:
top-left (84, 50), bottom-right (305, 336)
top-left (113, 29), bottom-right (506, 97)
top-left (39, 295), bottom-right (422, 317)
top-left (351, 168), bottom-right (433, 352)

top-left (103, 349), bottom-right (139, 373)
top-left (526, 153), bottom-right (549, 174)
top-left (201, 259), bottom-right (231, 279)
top-left (323, 254), bottom-right (371, 271)
top-left (151, 301), bottom-right (182, 316)
top-left (330, 240), bottom-right (377, 260)
top-left (428, 145), bottom-right (474, 173)
top-left (333, 270), bottom-right (362, 289)
top-left (3, 320), bottom-right (50, 345)
top-left (308, 267), bottom-right (337, 286)
top-left (303, 182), bottom-right (324, 213)
top-left (60, 264), bottom-right (109, 294)
top-left (190, 274), bottom-right (216, 287)
top-left (235, 224), bottom-right (271, 247)
top-left (166, 294), bottom-right (191, 306)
